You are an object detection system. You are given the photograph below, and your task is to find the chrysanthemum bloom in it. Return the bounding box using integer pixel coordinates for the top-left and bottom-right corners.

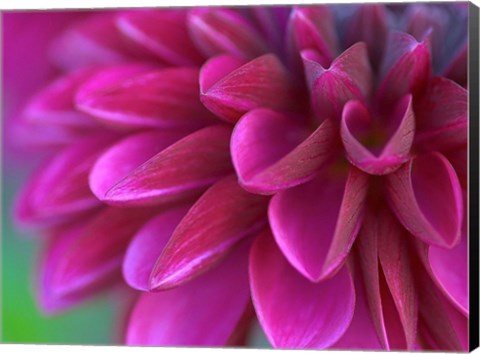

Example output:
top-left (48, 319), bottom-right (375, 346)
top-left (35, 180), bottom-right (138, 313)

top-left (5, 3), bottom-right (469, 350)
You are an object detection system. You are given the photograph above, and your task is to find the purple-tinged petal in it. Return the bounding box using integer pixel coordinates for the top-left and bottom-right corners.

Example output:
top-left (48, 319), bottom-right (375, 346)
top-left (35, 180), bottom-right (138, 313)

top-left (101, 125), bottom-right (233, 206)
top-left (302, 42), bottom-right (373, 121)
top-left (444, 42), bottom-right (467, 87)
top-left (269, 165), bottom-right (368, 282)
top-left (250, 7), bottom-right (290, 57)
top-left (77, 66), bottom-right (216, 130)
top-left (385, 152), bottom-right (463, 248)
top-left (188, 8), bottom-right (267, 60)
top-left (377, 31), bottom-right (431, 105)
top-left (415, 77), bottom-right (467, 152)
top-left (126, 240), bottom-right (251, 346)
top-left (150, 175), bottom-right (268, 290)
top-left (231, 108), bottom-right (339, 194)
top-left (341, 95), bottom-right (415, 175)
top-left (200, 54), bottom-right (299, 123)
top-left (250, 229), bottom-right (355, 349)
top-left (445, 147), bottom-right (467, 190)
top-left (344, 5), bottom-right (388, 68)
top-left (90, 130), bottom-right (186, 202)
top-left (117, 10), bottom-right (204, 66)
top-left (122, 205), bottom-right (190, 291)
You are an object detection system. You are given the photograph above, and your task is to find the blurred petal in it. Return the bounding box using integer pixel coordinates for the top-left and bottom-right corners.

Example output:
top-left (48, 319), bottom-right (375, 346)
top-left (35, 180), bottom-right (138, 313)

top-left (126, 240), bottom-right (251, 346)
top-left (150, 175), bottom-right (268, 290)
top-left (444, 42), bottom-right (467, 86)
top-left (231, 108), bottom-right (339, 194)
top-left (250, 229), bottom-right (355, 349)
top-left (101, 125), bottom-right (233, 206)
top-left (386, 152), bottom-right (463, 248)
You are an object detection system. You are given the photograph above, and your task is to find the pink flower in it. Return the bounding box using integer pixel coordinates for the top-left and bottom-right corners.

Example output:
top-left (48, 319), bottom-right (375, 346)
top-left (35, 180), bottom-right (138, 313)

top-left (5, 3), bottom-right (468, 350)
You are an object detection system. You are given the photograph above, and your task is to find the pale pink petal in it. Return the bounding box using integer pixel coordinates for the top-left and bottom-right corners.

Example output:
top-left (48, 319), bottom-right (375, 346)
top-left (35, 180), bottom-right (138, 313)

top-left (126, 240), bottom-right (251, 346)
top-left (250, 229), bottom-right (355, 349)
top-left (150, 175), bottom-right (268, 290)
top-left (231, 108), bottom-right (339, 194)
top-left (269, 166), bottom-right (368, 282)
top-left (385, 152), bottom-right (463, 248)
top-left (101, 125), bottom-right (233, 206)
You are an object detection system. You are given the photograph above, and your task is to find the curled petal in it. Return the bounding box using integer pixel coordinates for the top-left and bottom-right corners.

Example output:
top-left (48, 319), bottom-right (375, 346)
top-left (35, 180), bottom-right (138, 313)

top-left (188, 8), bottom-right (267, 59)
top-left (117, 10), bottom-right (204, 66)
top-left (341, 95), bottom-right (415, 175)
top-left (250, 229), bottom-right (355, 349)
top-left (200, 54), bottom-right (299, 123)
top-left (385, 152), bottom-right (463, 248)
top-left (231, 108), bottom-right (339, 194)
top-left (150, 175), bottom-right (268, 290)
top-left (302, 42), bottom-right (373, 120)
top-left (100, 125), bottom-right (233, 206)
top-left (269, 165), bottom-right (368, 282)
top-left (76, 66), bottom-right (216, 130)
top-left (415, 77), bottom-right (467, 151)
top-left (126, 240), bottom-right (251, 346)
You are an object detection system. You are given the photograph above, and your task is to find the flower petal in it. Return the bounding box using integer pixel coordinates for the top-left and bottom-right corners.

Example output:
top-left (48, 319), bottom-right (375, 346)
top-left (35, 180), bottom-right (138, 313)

top-left (122, 205), bottom-right (190, 291)
top-left (385, 152), bottom-right (463, 248)
top-left (444, 42), bottom-right (467, 87)
top-left (117, 10), bottom-right (204, 66)
top-left (341, 95), bottom-right (415, 175)
top-left (188, 8), bottom-right (267, 59)
top-left (101, 125), bottom-right (233, 206)
top-left (250, 229), bottom-right (355, 349)
top-left (415, 77), bottom-right (467, 151)
top-left (231, 108), bottom-right (339, 194)
top-left (150, 175), bottom-right (268, 290)
top-left (269, 165), bottom-right (368, 282)
top-left (302, 42), bottom-right (373, 121)
top-left (126, 240), bottom-right (251, 346)
top-left (200, 54), bottom-right (299, 123)
top-left (76, 66), bottom-right (216, 130)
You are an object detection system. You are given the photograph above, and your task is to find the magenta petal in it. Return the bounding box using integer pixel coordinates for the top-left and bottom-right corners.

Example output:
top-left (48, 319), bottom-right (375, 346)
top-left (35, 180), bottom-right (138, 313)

top-left (77, 66), bottom-right (216, 130)
top-left (415, 77), bottom-right (467, 151)
top-left (101, 125), bottom-right (233, 206)
top-left (231, 108), bottom-right (339, 194)
top-left (188, 8), bottom-right (267, 59)
top-left (200, 54), bottom-right (298, 123)
top-left (377, 31), bottom-right (431, 105)
top-left (302, 42), bottom-right (373, 121)
top-left (122, 205), bottom-right (190, 291)
top-left (117, 10), bottom-right (204, 66)
top-left (89, 130), bottom-right (185, 202)
top-left (386, 152), bottom-right (463, 248)
top-left (150, 175), bottom-right (268, 290)
top-left (444, 43), bottom-right (467, 87)
top-left (341, 95), bottom-right (415, 175)
top-left (250, 229), bottom-right (355, 349)
top-left (269, 166), bottom-right (368, 282)
top-left (126, 240), bottom-right (251, 346)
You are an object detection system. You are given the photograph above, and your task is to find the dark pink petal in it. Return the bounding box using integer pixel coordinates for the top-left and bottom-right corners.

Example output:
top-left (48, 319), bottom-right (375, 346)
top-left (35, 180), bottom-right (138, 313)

top-left (126, 240), bottom-right (251, 346)
top-left (150, 175), bottom-right (268, 290)
top-left (250, 229), bottom-right (355, 349)
top-left (341, 95), bottom-right (415, 175)
top-left (77, 66), bottom-right (216, 130)
top-left (415, 77), bottom-right (467, 151)
top-left (377, 31), bottom-right (431, 105)
top-left (15, 135), bottom-right (116, 227)
top-left (188, 8), bottom-right (267, 59)
top-left (117, 10), bottom-right (204, 66)
top-left (444, 43), bottom-right (467, 86)
top-left (231, 108), bottom-right (339, 194)
top-left (385, 152), bottom-right (463, 248)
top-left (345, 5), bottom-right (388, 68)
top-left (122, 205), bottom-right (190, 291)
top-left (90, 130), bottom-right (186, 202)
top-left (445, 147), bottom-right (467, 190)
top-left (302, 42), bottom-right (373, 121)
top-left (101, 125), bottom-right (233, 206)
top-left (269, 166), bottom-right (368, 282)
top-left (49, 206), bottom-right (158, 298)
top-left (200, 54), bottom-right (299, 123)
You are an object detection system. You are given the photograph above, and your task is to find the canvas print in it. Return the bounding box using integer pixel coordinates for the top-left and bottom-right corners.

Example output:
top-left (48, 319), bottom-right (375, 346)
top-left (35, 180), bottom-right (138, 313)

top-left (1, 2), bottom-right (476, 351)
